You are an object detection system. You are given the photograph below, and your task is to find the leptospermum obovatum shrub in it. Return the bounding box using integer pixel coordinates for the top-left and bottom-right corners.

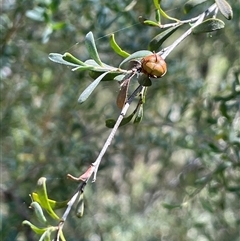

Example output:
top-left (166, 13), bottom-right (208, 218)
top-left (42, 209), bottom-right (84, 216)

top-left (23, 0), bottom-right (233, 240)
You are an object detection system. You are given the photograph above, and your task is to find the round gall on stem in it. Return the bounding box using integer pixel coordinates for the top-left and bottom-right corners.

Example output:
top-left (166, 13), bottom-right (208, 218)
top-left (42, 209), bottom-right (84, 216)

top-left (141, 53), bottom-right (167, 78)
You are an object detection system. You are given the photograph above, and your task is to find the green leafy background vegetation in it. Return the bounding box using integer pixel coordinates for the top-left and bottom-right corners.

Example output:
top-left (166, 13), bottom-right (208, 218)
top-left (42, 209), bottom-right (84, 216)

top-left (1, 0), bottom-right (239, 241)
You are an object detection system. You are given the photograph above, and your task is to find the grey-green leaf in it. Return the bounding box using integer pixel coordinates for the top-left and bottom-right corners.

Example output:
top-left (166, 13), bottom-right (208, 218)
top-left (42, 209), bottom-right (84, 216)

top-left (84, 59), bottom-right (115, 71)
top-left (85, 32), bottom-right (103, 66)
top-left (183, 0), bottom-right (208, 14)
top-left (78, 71), bottom-right (110, 103)
top-left (148, 25), bottom-right (180, 51)
top-left (89, 70), bottom-right (122, 81)
top-left (215, 0), bottom-right (233, 20)
top-left (192, 18), bottom-right (225, 34)
top-left (114, 74), bottom-right (126, 82)
top-left (72, 65), bottom-right (95, 71)
top-left (119, 50), bottom-right (152, 68)
top-left (30, 202), bottom-right (47, 224)
top-left (25, 7), bottom-right (45, 22)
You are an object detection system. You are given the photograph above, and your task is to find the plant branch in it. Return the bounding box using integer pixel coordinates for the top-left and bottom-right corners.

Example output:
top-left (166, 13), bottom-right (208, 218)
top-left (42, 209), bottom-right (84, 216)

top-left (53, 3), bottom-right (223, 240)
top-left (159, 3), bottom-right (218, 59)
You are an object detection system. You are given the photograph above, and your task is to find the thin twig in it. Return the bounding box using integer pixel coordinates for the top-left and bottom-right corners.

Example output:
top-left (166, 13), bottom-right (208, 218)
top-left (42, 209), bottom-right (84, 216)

top-left (92, 84), bottom-right (143, 181)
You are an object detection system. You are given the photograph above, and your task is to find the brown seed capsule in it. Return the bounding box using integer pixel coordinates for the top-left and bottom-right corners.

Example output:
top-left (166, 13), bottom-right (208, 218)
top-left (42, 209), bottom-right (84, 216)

top-left (141, 53), bottom-right (167, 78)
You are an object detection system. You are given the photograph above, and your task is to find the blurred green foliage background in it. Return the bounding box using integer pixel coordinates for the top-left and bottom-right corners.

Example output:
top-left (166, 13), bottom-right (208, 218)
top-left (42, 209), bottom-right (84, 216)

top-left (1, 0), bottom-right (240, 240)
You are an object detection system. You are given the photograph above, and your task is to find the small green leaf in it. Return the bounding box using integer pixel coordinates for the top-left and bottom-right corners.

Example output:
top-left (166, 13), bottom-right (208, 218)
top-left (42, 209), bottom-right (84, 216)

top-left (183, 0), bottom-right (208, 14)
top-left (162, 202), bottom-right (181, 210)
top-left (138, 75), bottom-right (152, 86)
top-left (31, 192), bottom-right (68, 210)
top-left (88, 69), bottom-right (122, 81)
top-left (75, 193), bottom-right (84, 218)
top-left (153, 0), bottom-right (179, 22)
top-left (49, 53), bottom-right (81, 67)
top-left (215, 0), bottom-right (233, 20)
top-left (39, 230), bottom-right (51, 241)
top-left (85, 32), bottom-right (103, 66)
top-left (192, 18), bottom-right (225, 34)
top-left (30, 202), bottom-right (47, 224)
top-left (143, 20), bottom-right (160, 27)
top-left (133, 105), bottom-right (143, 123)
top-left (51, 22), bottom-right (66, 30)
top-left (148, 25), bottom-right (180, 51)
top-left (139, 15), bottom-right (160, 27)
top-left (105, 111), bottom-right (135, 128)
top-left (119, 50), bottom-right (152, 68)
top-left (62, 52), bottom-right (86, 66)
top-left (78, 71), bottom-right (111, 103)
top-left (141, 87), bottom-right (148, 104)
top-left (155, 9), bottom-right (161, 23)
top-left (35, 177), bottom-right (60, 220)
top-left (105, 119), bottom-right (116, 128)
top-left (22, 220), bottom-right (47, 235)
top-left (110, 34), bottom-right (130, 58)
